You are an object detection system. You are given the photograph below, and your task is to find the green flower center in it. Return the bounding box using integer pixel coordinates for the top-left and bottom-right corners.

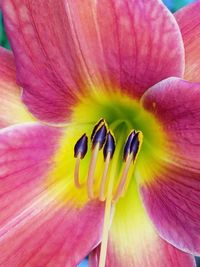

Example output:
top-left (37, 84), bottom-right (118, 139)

top-left (69, 90), bottom-right (167, 202)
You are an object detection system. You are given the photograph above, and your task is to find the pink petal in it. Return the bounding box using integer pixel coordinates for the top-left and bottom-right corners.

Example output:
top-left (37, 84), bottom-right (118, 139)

top-left (89, 182), bottom-right (195, 266)
top-left (1, 0), bottom-right (184, 124)
top-left (141, 77), bottom-right (200, 254)
top-left (0, 47), bottom-right (33, 127)
top-left (0, 123), bottom-right (104, 266)
top-left (175, 0), bottom-right (200, 82)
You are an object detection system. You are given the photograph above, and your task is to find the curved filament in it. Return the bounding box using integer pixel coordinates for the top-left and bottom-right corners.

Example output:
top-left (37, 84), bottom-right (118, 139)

top-left (99, 152), bottom-right (111, 201)
top-left (87, 143), bottom-right (100, 199)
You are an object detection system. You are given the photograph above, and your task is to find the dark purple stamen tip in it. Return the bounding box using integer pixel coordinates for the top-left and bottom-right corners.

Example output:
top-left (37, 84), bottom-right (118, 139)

top-left (74, 134), bottom-right (88, 159)
top-left (123, 130), bottom-right (136, 161)
top-left (92, 124), bottom-right (107, 150)
top-left (130, 132), bottom-right (140, 158)
top-left (103, 131), bottom-right (116, 160)
top-left (91, 118), bottom-right (105, 141)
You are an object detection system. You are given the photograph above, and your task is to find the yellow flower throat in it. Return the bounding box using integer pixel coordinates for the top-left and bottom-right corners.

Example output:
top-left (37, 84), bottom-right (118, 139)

top-left (73, 118), bottom-right (143, 203)
top-left (68, 90), bottom-right (167, 267)
top-left (47, 90), bottom-right (168, 267)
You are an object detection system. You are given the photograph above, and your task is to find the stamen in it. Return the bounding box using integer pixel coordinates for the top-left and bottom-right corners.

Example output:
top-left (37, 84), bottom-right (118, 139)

top-left (87, 143), bottom-right (100, 199)
top-left (99, 132), bottom-right (116, 201)
top-left (99, 152), bottom-right (111, 201)
top-left (74, 133), bottom-right (88, 159)
top-left (113, 153), bottom-right (133, 202)
top-left (113, 131), bottom-right (142, 202)
top-left (74, 153), bottom-right (82, 188)
top-left (74, 134), bottom-right (88, 188)
top-left (87, 122), bottom-right (108, 199)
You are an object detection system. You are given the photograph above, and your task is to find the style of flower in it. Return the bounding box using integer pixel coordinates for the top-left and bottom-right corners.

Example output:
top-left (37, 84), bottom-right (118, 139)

top-left (0, 0), bottom-right (200, 266)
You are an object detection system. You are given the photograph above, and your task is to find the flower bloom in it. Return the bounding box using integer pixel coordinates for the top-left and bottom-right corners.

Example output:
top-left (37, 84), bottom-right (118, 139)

top-left (0, 0), bottom-right (200, 266)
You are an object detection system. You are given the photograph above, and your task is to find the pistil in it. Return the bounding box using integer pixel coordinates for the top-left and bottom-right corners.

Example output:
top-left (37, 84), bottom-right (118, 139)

top-left (98, 158), bottom-right (117, 267)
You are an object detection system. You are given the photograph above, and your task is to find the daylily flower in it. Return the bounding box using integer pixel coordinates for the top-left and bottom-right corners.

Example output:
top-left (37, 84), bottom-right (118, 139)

top-left (0, 0), bottom-right (200, 266)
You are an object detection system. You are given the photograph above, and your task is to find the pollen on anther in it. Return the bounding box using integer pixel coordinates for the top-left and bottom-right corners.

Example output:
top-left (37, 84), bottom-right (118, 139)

top-left (123, 130), bottom-right (136, 161)
top-left (130, 132), bottom-right (141, 159)
top-left (92, 123), bottom-right (107, 150)
top-left (74, 134), bottom-right (88, 189)
top-left (103, 131), bottom-right (116, 160)
top-left (74, 133), bottom-right (88, 159)
top-left (91, 118), bottom-right (105, 141)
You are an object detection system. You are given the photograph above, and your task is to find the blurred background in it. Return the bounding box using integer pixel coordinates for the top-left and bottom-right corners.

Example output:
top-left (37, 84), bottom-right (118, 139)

top-left (163, 0), bottom-right (196, 11)
top-left (0, 0), bottom-right (199, 267)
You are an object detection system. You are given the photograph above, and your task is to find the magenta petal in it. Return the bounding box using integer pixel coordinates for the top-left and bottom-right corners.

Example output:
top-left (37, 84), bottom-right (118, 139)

top-left (1, 0), bottom-right (82, 123)
top-left (2, 0), bottom-right (184, 123)
top-left (141, 78), bottom-right (200, 254)
top-left (89, 242), bottom-right (195, 267)
top-left (0, 47), bottom-right (16, 82)
top-left (89, 182), bottom-right (195, 267)
top-left (0, 123), bottom-right (104, 266)
top-left (0, 123), bottom-right (61, 227)
top-left (175, 0), bottom-right (200, 81)
top-left (0, 47), bottom-right (32, 127)
top-left (94, 0), bottom-right (184, 97)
